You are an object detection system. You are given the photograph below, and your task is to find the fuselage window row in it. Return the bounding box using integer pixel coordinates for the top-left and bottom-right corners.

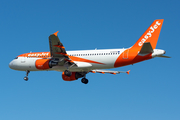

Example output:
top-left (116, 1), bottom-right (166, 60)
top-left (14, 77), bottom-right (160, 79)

top-left (25, 52), bottom-right (119, 58)
top-left (69, 52), bottom-right (119, 56)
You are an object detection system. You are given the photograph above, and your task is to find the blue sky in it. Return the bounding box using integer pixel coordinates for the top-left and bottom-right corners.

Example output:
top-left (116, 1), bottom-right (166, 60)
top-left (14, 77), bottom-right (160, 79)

top-left (1, 0), bottom-right (180, 120)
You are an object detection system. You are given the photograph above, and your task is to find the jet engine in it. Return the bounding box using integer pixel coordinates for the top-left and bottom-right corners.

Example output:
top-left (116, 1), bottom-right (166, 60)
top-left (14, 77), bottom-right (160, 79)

top-left (62, 72), bottom-right (84, 81)
top-left (35, 59), bottom-right (58, 70)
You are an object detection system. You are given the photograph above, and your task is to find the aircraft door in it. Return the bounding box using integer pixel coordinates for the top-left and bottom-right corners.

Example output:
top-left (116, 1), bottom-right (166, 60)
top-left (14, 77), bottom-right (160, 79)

top-left (123, 49), bottom-right (129, 59)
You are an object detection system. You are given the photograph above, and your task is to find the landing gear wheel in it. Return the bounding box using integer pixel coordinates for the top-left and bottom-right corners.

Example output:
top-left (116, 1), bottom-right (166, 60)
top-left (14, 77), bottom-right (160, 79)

top-left (24, 77), bottom-right (28, 81)
top-left (64, 70), bottom-right (72, 77)
top-left (81, 78), bottom-right (88, 84)
top-left (24, 70), bottom-right (30, 81)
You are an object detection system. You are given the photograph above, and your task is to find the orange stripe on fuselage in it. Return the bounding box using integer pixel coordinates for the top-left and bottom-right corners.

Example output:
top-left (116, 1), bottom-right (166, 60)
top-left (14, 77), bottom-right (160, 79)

top-left (114, 48), bottom-right (152, 68)
top-left (18, 52), bottom-right (104, 65)
top-left (18, 52), bottom-right (51, 58)
top-left (69, 56), bottom-right (105, 65)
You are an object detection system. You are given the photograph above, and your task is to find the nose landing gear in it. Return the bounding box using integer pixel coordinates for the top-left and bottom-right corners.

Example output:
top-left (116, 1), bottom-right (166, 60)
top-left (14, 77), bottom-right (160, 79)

top-left (24, 70), bottom-right (30, 81)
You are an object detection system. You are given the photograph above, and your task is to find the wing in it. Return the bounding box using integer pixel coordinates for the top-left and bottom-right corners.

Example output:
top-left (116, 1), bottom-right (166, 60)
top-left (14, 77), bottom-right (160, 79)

top-left (90, 69), bottom-right (130, 75)
top-left (49, 31), bottom-right (75, 66)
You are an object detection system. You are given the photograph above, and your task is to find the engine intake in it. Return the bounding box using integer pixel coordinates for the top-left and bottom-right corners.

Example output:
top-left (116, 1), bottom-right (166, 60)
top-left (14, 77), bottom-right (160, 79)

top-left (35, 59), bottom-right (58, 70)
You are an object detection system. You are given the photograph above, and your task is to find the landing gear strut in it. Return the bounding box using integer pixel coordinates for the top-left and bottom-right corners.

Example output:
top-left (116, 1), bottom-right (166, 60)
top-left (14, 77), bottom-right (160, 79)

top-left (24, 70), bottom-right (30, 81)
top-left (81, 78), bottom-right (88, 84)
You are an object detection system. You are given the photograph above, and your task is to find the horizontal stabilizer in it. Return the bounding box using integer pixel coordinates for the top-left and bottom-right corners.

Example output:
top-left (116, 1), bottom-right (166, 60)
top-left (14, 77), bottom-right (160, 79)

top-left (157, 55), bottom-right (171, 58)
top-left (139, 42), bottom-right (153, 55)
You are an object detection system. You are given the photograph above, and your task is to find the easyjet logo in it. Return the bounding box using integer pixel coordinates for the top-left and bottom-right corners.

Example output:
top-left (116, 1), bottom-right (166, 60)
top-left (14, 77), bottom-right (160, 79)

top-left (28, 52), bottom-right (49, 57)
top-left (138, 21), bottom-right (161, 46)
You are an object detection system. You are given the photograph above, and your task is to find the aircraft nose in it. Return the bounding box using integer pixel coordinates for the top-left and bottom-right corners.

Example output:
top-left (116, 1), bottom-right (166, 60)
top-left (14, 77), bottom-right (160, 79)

top-left (9, 60), bottom-right (14, 69)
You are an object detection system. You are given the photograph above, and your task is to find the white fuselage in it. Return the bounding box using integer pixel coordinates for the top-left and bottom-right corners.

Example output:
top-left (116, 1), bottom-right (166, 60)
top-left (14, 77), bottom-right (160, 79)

top-left (9, 48), bottom-right (165, 72)
top-left (9, 48), bottom-right (125, 72)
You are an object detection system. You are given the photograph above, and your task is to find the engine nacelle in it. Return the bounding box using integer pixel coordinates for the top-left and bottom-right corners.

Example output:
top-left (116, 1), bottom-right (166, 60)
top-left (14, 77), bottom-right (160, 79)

top-left (35, 59), bottom-right (58, 70)
top-left (62, 72), bottom-right (84, 81)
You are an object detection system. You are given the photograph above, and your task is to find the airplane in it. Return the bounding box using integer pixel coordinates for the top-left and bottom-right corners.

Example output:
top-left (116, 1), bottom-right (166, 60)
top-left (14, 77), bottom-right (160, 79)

top-left (9, 19), bottom-right (170, 84)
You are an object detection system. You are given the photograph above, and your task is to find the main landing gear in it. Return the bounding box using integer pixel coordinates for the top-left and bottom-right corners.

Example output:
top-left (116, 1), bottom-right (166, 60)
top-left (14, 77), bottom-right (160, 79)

top-left (64, 70), bottom-right (89, 84)
top-left (81, 78), bottom-right (88, 84)
top-left (24, 70), bottom-right (30, 81)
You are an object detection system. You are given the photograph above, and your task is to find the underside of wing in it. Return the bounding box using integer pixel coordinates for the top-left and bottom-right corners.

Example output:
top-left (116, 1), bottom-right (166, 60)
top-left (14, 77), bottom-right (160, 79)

top-left (49, 31), bottom-right (67, 58)
top-left (49, 31), bottom-right (76, 67)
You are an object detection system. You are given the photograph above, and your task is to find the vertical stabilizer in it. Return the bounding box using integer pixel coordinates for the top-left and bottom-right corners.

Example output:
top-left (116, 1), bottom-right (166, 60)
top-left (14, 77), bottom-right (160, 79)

top-left (131, 19), bottom-right (164, 50)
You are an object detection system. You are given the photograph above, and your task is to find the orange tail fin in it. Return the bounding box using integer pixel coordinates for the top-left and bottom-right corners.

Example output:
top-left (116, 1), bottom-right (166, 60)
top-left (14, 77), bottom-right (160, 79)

top-left (132, 19), bottom-right (164, 50)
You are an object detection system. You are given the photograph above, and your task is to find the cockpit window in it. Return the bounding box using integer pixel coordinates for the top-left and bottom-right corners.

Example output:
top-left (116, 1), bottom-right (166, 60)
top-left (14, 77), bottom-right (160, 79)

top-left (14, 57), bottom-right (18, 59)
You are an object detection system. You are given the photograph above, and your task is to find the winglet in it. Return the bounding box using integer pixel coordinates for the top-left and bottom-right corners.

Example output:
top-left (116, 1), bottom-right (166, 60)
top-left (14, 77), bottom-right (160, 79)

top-left (126, 70), bottom-right (130, 75)
top-left (54, 31), bottom-right (59, 36)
